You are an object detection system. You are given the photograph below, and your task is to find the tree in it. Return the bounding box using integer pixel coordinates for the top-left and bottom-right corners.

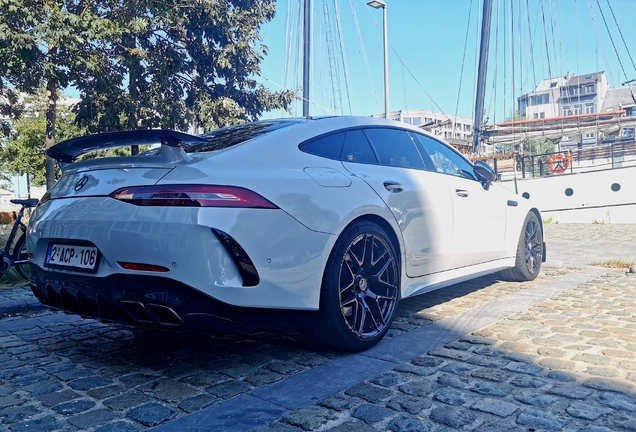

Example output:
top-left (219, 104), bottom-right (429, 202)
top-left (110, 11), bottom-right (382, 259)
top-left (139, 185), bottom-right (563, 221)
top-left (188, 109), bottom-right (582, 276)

top-left (74, 0), bottom-right (294, 138)
top-left (0, 92), bottom-right (83, 187)
top-left (495, 110), bottom-right (555, 155)
top-left (0, 0), bottom-right (120, 188)
top-left (1, 0), bottom-right (294, 187)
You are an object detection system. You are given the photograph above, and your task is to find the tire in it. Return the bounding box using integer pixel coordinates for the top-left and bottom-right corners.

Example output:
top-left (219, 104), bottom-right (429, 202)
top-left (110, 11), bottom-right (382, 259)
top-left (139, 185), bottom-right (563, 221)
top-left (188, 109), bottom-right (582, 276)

top-left (500, 212), bottom-right (543, 282)
top-left (308, 220), bottom-right (400, 351)
top-left (12, 233), bottom-right (34, 282)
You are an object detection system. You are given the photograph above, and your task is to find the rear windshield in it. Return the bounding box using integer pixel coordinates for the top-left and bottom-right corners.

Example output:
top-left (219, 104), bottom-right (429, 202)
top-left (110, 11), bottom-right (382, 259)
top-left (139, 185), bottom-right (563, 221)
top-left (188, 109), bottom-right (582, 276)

top-left (182, 120), bottom-right (301, 153)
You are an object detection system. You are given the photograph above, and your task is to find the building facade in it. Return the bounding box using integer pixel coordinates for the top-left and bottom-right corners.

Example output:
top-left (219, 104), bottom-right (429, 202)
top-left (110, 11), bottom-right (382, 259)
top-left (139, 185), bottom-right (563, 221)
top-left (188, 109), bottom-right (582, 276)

top-left (371, 109), bottom-right (473, 144)
top-left (517, 71), bottom-right (636, 147)
top-left (518, 72), bottom-right (610, 120)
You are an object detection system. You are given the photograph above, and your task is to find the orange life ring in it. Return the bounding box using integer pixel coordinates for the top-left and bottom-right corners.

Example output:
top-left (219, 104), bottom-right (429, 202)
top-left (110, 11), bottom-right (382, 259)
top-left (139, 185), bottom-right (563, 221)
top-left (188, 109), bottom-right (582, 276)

top-left (548, 153), bottom-right (569, 174)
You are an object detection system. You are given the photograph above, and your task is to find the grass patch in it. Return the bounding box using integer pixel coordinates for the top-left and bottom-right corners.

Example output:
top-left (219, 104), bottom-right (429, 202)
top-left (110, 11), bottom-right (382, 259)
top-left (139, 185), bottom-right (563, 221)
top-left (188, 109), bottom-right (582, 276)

top-left (589, 258), bottom-right (635, 269)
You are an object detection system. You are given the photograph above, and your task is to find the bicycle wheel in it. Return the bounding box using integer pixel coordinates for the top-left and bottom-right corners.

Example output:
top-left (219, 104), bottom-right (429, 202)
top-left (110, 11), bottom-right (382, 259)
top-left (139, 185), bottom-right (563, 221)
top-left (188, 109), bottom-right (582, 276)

top-left (12, 233), bottom-right (34, 281)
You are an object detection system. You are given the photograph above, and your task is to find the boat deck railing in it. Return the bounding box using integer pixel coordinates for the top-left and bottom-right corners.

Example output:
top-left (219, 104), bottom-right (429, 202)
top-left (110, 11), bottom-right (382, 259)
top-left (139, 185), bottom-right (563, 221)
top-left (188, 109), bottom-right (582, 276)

top-left (473, 139), bottom-right (636, 179)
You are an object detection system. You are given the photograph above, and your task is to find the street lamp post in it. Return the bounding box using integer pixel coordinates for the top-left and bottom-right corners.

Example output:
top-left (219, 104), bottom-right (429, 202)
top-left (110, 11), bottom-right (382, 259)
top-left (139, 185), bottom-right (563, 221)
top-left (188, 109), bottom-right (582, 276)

top-left (367, 0), bottom-right (389, 119)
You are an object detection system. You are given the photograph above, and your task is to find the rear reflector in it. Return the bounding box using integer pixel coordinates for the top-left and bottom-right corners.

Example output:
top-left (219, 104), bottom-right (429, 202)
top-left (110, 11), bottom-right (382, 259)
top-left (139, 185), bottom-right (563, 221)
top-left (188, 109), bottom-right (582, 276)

top-left (119, 262), bottom-right (170, 272)
top-left (109, 185), bottom-right (278, 208)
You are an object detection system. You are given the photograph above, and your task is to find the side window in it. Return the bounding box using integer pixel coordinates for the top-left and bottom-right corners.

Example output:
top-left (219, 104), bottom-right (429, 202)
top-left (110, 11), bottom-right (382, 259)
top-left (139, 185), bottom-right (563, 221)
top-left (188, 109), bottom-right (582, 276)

top-left (341, 130), bottom-right (378, 164)
top-left (412, 133), bottom-right (477, 180)
top-left (363, 128), bottom-right (425, 169)
top-left (300, 132), bottom-right (346, 160)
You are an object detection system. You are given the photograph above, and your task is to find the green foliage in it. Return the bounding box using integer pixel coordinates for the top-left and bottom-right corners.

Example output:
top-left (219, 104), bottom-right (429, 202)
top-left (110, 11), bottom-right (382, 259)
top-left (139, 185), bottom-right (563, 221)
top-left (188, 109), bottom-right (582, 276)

top-left (0, 0), bottom-right (294, 187)
top-left (0, 92), bottom-right (83, 186)
top-left (74, 0), bottom-right (295, 133)
top-left (496, 111), bottom-right (556, 156)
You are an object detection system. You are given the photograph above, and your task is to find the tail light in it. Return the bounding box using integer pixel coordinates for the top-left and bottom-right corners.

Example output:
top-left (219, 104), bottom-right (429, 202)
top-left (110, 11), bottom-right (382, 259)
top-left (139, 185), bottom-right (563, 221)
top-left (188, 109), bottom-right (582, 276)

top-left (109, 184), bottom-right (278, 208)
top-left (119, 262), bottom-right (170, 272)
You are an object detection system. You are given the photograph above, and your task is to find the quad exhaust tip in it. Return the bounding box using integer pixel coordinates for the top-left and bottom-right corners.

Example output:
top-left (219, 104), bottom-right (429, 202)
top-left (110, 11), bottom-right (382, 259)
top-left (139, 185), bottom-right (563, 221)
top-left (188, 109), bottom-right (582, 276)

top-left (121, 300), bottom-right (183, 327)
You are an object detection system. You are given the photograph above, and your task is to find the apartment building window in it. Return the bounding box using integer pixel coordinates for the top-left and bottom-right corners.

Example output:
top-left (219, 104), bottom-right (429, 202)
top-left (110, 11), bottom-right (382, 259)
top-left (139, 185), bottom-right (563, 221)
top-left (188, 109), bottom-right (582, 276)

top-left (403, 117), bottom-right (412, 124)
top-left (539, 112), bottom-right (545, 118)
top-left (561, 88), bottom-right (568, 97)
top-left (550, 82), bottom-right (557, 87)
top-left (573, 104), bottom-right (582, 115)
top-left (585, 103), bottom-right (594, 114)
top-left (586, 84), bottom-right (595, 93)
top-left (584, 133), bottom-right (595, 139)
top-left (569, 87), bottom-right (580, 96)
top-left (534, 94), bottom-right (549, 104)
top-left (412, 117), bottom-right (422, 126)
top-left (563, 106), bottom-right (572, 116)
top-left (533, 113), bottom-right (538, 119)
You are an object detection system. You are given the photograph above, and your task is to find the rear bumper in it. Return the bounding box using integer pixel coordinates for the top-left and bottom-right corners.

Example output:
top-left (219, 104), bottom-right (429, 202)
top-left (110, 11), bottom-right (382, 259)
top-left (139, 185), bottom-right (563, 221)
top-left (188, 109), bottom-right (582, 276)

top-left (29, 266), bottom-right (315, 332)
top-left (28, 197), bottom-right (335, 310)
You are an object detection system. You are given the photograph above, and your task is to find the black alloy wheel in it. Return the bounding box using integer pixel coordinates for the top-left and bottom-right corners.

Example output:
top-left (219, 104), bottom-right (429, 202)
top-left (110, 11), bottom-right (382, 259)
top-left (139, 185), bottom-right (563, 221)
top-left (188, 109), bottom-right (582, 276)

top-left (308, 220), bottom-right (400, 351)
top-left (500, 212), bottom-right (543, 282)
top-left (523, 214), bottom-right (542, 275)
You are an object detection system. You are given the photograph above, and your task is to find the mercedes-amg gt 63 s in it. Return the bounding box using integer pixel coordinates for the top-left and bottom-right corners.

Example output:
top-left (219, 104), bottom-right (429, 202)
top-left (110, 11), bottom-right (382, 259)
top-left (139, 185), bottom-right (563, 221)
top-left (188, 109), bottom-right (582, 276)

top-left (28, 116), bottom-right (545, 351)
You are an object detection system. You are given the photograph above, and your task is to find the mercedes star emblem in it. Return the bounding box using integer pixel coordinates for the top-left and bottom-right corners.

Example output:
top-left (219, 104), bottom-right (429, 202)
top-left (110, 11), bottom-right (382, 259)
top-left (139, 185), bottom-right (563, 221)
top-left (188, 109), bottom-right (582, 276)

top-left (74, 176), bottom-right (89, 191)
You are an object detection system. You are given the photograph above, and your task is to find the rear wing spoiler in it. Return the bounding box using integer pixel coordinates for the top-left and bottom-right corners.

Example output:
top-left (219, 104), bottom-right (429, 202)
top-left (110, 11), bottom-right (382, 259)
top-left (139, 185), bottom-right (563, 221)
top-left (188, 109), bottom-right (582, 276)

top-left (46, 129), bottom-right (209, 163)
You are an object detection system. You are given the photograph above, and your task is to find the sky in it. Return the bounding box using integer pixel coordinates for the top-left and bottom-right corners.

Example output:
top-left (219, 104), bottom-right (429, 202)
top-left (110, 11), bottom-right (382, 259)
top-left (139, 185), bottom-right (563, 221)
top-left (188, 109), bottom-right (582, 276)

top-left (10, 0), bottom-right (636, 196)
top-left (256, 0), bottom-right (636, 123)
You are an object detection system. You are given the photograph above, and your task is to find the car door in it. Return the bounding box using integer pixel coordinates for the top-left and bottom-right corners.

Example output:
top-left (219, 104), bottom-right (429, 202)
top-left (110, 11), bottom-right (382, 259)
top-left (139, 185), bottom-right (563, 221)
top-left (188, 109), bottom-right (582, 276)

top-left (340, 128), bottom-right (454, 277)
top-left (412, 133), bottom-right (508, 269)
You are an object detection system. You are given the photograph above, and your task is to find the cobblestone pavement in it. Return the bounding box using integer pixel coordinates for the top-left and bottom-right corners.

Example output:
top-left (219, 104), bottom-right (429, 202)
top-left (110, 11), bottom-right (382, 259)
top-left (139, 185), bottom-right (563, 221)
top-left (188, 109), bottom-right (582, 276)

top-left (0, 224), bottom-right (635, 431)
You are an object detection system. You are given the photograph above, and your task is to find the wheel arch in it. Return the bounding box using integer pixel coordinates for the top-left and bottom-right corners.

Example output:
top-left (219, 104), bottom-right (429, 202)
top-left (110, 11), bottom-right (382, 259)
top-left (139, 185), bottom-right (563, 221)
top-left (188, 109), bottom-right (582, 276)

top-left (529, 207), bottom-right (543, 231)
top-left (336, 213), bottom-right (403, 281)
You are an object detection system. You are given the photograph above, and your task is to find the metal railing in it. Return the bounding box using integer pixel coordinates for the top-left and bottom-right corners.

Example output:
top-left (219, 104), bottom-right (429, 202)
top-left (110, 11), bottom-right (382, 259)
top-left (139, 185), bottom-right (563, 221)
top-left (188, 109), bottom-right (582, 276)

top-left (473, 139), bottom-right (636, 179)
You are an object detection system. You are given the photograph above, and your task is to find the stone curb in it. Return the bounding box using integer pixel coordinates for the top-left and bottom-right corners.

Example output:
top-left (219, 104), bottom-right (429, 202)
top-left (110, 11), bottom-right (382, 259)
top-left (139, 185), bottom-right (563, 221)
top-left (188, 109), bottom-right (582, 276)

top-left (0, 297), bottom-right (46, 316)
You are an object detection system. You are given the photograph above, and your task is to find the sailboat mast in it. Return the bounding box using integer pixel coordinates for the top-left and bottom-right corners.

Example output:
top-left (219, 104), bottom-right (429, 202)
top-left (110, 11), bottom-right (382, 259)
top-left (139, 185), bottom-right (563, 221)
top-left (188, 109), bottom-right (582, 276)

top-left (473, 0), bottom-right (493, 154)
top-left (303, 0), bottom-right (311, 117)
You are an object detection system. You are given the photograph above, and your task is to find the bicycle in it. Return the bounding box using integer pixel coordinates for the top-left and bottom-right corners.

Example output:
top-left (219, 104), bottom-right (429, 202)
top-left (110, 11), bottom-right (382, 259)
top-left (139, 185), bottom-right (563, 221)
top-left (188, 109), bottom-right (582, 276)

top-left (0, 198), bottom-right (39, 281)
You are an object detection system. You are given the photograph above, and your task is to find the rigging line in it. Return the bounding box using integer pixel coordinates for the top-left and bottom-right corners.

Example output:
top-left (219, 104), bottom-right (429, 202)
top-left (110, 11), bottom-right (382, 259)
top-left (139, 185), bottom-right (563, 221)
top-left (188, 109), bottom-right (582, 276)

top-left (516, 0), bottom-right (523, 99)
top-left (453, 0), bottom-right (474, 122)
top-left (595, 0), bottom-right (630, 83)
top-left (322, 0), bottom-right (342, 114)
top-left (503, 0), bottom-right (508, 123)
top-left (402, 65), bottom-right (408, 110)
top-left (548, 0), bottom-right (567, 79)
top-left (585, 0), bottom-right (615, 87)
top-left (475, 0), bottom-right (483, 124)
top-left (333, 0), bottom-right (353, 115)
top-left (263, 77), bottom-right (340, 115)
top-left (365, 8), bottom-right (451, 120)
top-left (389, 43), bottom-right (450, 119)
top-left (606, 0), bottom-right (636, 74)
top-left (539, 0), bottom-right (553, 81)
top-left (525, 0), bottom-right (537, 90)
top-left (282, 1), bottom-right (292, 91)
top-left (351, 0), bottom-right (379, 109)
top-left (510, 0), bottom-right (516, 121)
top-left (487, 0), bottom-right (501, 128)
top-left (294, 1), bottom-right (304, 115)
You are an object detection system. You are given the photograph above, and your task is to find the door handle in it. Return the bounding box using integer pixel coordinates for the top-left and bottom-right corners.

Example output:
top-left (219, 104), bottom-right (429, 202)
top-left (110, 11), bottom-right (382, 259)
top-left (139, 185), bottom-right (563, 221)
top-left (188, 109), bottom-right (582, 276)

top-left (383, 181), bottom-right (404, 193)
top-left (455, 189), bottom-right (469, 197)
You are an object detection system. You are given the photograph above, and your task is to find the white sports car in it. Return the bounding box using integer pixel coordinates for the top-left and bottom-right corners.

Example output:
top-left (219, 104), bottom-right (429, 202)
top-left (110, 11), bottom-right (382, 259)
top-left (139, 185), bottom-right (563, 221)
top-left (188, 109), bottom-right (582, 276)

top-left (28, 116), bottom-right (545, 351)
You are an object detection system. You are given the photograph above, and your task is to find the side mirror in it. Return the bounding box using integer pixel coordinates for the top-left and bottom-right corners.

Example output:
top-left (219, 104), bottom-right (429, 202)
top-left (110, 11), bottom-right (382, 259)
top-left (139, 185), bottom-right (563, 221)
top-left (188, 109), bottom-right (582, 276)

top-left (473, 160), bottom-right (497, 189)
